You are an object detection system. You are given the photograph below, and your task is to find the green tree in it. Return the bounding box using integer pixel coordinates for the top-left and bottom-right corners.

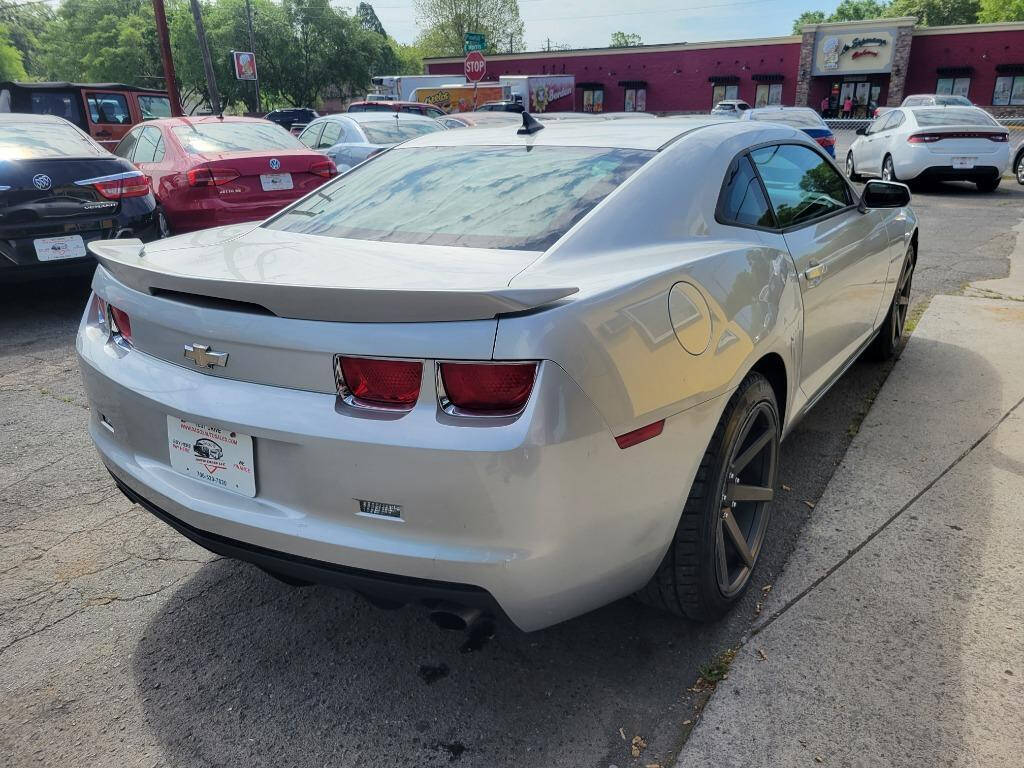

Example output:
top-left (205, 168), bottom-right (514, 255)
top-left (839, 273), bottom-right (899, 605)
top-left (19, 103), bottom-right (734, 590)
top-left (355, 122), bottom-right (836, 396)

top-left (609, 31), bottom-right (642, 47)
top-left (390, 40), bottom-right (427, 75)
top-left (357, 2), bottom-right (387, 36)
top-left (413, 0), bottom-right (525, 57)
top-left (0, 0), bottom-right (54, 77)
top-left (886, 0), bottom-right (980, 25)
top-left (978, 0), bottom-right (1024, 21)
top-left (792, 10), bottom-right (827, 32)
top-left (0, 22), bottom-right (26, 81)
top-left (830, 0), bottom-right (890, 21)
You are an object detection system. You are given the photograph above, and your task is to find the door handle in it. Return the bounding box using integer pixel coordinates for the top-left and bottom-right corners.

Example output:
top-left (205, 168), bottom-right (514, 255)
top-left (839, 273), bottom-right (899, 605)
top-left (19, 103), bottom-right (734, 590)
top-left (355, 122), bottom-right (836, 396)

top-left (805, 262), bottom-right (827, 281)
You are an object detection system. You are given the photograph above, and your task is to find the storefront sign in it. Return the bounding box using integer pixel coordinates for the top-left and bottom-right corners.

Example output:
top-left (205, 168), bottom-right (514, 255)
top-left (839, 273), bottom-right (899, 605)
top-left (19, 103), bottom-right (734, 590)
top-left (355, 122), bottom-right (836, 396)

top-left (232, 51), bottom-right (257, 81)
top-left (812, 29), bottom-right (894, 76)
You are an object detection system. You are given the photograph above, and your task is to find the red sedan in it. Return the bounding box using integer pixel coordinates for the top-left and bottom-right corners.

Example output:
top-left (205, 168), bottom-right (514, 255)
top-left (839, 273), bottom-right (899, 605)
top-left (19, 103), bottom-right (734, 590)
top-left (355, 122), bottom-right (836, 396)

top-left (112, 116), bottom-right (336, 236)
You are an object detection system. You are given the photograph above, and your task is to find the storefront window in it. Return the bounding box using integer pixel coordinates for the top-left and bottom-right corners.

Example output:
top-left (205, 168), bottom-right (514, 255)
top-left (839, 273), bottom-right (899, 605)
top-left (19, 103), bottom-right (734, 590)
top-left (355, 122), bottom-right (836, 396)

top-left (937, 77), bottom-right (970, 98)
top-left (582, 88), bottom-right (604, 113)
top-left (712, 84), bottom-right (739, 106)
top-left (993, 76), bottom-right (1024, 106)
top-left (624, 87), bottom-right (646, 112)
top-left (754, 83), bottom-right (783, 107)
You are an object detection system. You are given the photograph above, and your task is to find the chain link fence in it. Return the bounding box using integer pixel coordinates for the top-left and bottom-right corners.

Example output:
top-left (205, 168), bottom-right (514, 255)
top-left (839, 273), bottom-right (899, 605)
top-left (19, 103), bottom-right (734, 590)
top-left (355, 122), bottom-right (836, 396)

top-left (826, 117), bottom-right (1024, 178)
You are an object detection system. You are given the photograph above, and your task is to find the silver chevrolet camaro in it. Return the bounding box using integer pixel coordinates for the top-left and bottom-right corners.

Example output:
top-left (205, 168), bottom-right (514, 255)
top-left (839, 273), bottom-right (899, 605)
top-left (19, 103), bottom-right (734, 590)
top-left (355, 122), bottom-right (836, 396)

top-left (78, 116), bottom-right (917, 632)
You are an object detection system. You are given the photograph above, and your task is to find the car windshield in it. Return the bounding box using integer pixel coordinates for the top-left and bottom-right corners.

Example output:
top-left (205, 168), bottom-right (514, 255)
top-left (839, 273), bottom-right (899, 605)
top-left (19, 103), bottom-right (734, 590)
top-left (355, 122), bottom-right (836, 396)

top-left (935, 95), bottom-right (971, 105)
top-left (359, 120), bottom-right (444, 145)
top-left (266, 145), bottom-right (653, 251)
top-left (750, 110), bottom-right (824, 128)
top-left (171, 121), bottom-right (304, 153)
top-left (913, 108), bottom-right (999, 127)
top-left (0, 122), bottom-right (107, 159)
top-left (350, 104), bottom-right (395, 112)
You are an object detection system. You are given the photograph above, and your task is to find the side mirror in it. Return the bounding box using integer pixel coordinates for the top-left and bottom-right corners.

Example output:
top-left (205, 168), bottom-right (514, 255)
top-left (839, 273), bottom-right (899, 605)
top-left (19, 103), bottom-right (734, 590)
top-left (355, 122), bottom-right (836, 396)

top-left (855, 127), bottom-right (866, 136)
top-left (859, 180), bottom-right (911, 211)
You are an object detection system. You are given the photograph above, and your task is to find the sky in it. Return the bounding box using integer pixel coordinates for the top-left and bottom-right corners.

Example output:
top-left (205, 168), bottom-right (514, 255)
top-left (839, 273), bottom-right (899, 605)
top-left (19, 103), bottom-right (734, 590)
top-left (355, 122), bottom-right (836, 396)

top-left (356, 0), bottom-right (848, 51)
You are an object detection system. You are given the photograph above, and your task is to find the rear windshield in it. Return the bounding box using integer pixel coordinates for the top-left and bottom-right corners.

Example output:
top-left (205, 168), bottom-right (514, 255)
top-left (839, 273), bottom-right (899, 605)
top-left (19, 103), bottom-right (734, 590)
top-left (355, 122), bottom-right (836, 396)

top-left (138, 95), bottom-right (172, 120)
top-left (266, 145), bottom-right (652, 251)
top-left (913, 108), bottom-right (998, 127)
top-left (172, 121), bottom-right (303, 154)
top-left (750, 110), bottom-right (824, 128)
top-left (360, 120), bottom-right (444, 145)
top-left (0, 122), bottom-right (107, 159)
top-left (349, 103), bottom-right (394, 112)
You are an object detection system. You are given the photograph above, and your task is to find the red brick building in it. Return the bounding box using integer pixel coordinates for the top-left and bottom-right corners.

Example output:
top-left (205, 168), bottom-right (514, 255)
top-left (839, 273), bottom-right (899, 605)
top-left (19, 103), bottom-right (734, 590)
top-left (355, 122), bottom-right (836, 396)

top-left (424, 18), bottom-right (1024, 116)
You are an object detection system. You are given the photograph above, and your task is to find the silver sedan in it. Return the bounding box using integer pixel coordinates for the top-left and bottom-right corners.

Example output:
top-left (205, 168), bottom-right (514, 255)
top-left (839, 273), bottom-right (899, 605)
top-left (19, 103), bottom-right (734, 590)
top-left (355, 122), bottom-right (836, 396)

top-left (79, 118), bottom-right (917, 632)
top-left (296, 112), bottom-right (444, 171)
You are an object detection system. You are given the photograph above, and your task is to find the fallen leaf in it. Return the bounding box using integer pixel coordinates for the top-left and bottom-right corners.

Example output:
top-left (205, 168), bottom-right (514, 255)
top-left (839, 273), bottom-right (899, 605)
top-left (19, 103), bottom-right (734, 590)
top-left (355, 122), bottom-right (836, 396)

top-left (815, 757), bottom-right (824, 763)
top-left (782, 484), bottom-right (792, 491)
top-left (754, 601), bottom-right (762, 616)
top-left (631, 735), bottom-right (648, 757)
top-left (619, 727), bottom-right (626, 740)
top-left (804, 500), bottom-right (815, 509)
top-left (761, 584), bottom-right (772, 594)
top-left (756, 648), bottom-right (768, 660)
top-left (683, 720), bottom-right (692, 725)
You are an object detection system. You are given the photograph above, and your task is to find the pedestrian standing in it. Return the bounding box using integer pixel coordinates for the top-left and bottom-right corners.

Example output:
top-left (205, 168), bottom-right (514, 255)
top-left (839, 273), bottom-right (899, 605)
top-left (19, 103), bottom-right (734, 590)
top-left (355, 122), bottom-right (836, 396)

top-left (820, 95), bottom-right (830, 117)
top-left (843, 96), bottom-right (853, 118)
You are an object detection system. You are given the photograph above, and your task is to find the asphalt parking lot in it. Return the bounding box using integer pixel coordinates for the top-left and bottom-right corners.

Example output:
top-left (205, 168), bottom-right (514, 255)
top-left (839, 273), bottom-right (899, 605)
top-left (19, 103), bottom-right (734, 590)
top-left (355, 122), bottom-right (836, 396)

top-left (2, 181), bottom-right (1023, 768)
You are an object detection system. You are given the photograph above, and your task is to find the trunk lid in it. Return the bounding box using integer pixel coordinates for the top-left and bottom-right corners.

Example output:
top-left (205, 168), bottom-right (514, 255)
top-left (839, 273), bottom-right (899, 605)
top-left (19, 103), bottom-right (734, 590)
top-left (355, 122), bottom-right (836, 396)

top-left (912, 126), bottom-right (1008, 156)
top-left (188, 149), bottom-right (329, 201)
top-left (90, 226), bottom-right (576, 323)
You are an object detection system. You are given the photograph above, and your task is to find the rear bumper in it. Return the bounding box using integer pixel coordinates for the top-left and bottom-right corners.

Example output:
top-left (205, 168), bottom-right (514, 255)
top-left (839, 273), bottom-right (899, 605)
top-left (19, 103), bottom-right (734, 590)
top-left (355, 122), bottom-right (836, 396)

top-left (909, 165), bottom-right (1001, 183)
top-left (895, 145), bottom-right (1009, 182)
top-left (77, 306), bottom-right (724, 631)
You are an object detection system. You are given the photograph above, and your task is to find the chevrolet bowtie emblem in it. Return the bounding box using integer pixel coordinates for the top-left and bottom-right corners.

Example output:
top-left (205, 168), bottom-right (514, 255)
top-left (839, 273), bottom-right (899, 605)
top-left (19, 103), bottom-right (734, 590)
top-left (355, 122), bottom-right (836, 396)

top-left (184, 343), bottom-right (229, 368)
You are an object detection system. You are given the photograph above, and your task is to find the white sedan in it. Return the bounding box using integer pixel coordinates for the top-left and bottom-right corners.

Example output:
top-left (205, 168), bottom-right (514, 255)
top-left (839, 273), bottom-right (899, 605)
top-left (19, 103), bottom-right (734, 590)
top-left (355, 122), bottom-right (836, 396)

top-left (79, 118), bottom-right (917, 633)
top-left (846, 106), bottom-right (1009, 191)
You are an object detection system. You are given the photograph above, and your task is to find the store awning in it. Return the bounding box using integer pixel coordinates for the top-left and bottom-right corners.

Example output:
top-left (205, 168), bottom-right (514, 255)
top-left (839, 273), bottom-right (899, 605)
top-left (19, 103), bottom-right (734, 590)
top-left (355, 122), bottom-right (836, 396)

top-left (708, 75), bottom-right (740, 84)
top-left (617, 80), bottom-right (647, 88)
top-left (576, 82), bottom-right (604, 89)
top-left (751, 73), bottom-right (785, 82)
top-left (936, 66), bottom-right (973, 77)
top-left (995, 63), bottom-right (1024, 75)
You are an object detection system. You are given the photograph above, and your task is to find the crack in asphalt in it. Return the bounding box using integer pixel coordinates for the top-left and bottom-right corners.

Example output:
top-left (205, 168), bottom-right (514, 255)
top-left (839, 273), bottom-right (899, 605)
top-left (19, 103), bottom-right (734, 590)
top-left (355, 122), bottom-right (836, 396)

top-left (753, 393), bottom-right (1024, 638)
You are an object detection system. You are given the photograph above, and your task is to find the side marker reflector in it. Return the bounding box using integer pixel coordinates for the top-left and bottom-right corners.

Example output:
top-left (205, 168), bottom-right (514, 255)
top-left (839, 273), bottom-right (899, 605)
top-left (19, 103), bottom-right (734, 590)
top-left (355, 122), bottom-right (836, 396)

top-left (615, 420), bottom-right (665, 449)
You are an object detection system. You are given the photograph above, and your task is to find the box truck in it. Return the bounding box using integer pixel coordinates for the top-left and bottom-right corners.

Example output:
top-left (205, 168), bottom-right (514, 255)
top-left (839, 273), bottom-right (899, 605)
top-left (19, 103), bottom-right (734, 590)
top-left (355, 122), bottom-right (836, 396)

top-left (498, 75), bottom-right (575, 112)
top-left (369, 75), bottom-right (467, 102)
top-left (412, 84), bottom-right (510, 113)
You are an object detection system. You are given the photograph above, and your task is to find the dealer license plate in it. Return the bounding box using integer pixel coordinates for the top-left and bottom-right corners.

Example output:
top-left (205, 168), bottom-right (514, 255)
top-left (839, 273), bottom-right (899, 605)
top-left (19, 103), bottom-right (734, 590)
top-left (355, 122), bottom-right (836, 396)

top-left (167, 416), bottom-right (256, 497)
top-left (952, 157), bottom-right (976, 169)
top-left (34, 234), bottom-right (86, 262)
top-left (260, 173), bottom-right (293, 191)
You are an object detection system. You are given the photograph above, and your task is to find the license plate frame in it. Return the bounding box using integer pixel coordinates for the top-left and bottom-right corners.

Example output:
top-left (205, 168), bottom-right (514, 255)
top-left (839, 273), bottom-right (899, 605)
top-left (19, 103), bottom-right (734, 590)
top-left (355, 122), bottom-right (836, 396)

top-left (952, 157), bottom-right (976, 169)
top-left (167, 416), bottom-right (256, 497)
top-left (260, 172), bottom-right (293, 191)
top-left (34, 234), bottom-right (87, 262)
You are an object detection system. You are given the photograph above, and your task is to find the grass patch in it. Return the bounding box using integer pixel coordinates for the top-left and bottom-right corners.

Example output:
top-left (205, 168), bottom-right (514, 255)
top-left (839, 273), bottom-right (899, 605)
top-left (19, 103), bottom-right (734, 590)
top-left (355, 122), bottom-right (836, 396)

top-left (904, 296), bottom-right (931, 334)
top-left (697, 648), bottom-right (737, 687)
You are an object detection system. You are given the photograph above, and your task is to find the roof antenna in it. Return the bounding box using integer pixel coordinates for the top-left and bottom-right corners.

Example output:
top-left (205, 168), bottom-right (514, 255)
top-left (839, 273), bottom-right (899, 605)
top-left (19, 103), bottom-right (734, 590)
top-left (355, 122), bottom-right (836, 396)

top-left (517, 111), bottom-right (545, 135)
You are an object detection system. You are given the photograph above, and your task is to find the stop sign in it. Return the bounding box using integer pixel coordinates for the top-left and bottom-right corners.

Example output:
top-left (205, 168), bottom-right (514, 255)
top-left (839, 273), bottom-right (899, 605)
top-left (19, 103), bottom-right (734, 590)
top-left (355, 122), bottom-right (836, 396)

top-left (464, 51), bottom-right (486, 83)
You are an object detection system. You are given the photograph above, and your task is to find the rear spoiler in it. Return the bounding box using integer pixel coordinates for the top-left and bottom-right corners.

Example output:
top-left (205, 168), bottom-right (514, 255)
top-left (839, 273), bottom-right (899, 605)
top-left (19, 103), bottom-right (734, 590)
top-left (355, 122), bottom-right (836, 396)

top-left (89, 239), bottom-right (577, 323)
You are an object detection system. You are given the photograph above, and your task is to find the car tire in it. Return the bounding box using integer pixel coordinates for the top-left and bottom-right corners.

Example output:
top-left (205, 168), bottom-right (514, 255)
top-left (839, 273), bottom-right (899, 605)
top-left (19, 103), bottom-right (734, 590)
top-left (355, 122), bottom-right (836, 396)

top-left (881, 154), bottom-right (897, 182)
top-left (867, 245), bottom-right (915, 361)
top-left (846, 152), bottom-right (863, 182)
top-left (976, 176), bottom-right (1000, 193)
top-left (156, 207), bottom-right (171, 239)
top-left (635, 372), bottom-right (779, 622)
top-left (1016, 152), bottom-right (1024, 186)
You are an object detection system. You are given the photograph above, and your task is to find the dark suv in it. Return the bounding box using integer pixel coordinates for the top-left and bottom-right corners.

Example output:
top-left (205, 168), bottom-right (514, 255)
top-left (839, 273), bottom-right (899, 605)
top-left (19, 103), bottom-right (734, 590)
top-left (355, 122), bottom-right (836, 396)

top-left (264, 108), bottom-right (319, 130)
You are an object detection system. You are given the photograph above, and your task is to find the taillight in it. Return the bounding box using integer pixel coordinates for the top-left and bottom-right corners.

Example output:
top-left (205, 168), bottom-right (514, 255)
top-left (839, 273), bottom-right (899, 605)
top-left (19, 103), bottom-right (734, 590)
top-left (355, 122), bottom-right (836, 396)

top-left (907, 133), bottom-right (943, 143)
top-left (108, 305), bottom-right (133, 345)
top-left (336, 356), bottom-right (422, 408)
top-left (310, 159), bottom-right (337, 177)
top-left (88, 172), bottom-right (151, 199)
top-left (987, 133), bottom-right (1009, 142)
top-left (187, 166), bottom-right (240, 186)
top-left (815, 135), bottom-right (836, 148)
top-left (438, 362), bottom-right (537, 414)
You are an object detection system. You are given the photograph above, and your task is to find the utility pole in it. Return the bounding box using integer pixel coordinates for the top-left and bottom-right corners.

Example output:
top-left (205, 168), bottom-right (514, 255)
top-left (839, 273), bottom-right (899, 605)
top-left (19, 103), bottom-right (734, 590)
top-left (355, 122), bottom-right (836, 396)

top-left (188, 0), bottom-right (221, 115)
top-left (244, 0), bottom-right (261, 113)
top-left (151, 0), bottom-right (182, 115)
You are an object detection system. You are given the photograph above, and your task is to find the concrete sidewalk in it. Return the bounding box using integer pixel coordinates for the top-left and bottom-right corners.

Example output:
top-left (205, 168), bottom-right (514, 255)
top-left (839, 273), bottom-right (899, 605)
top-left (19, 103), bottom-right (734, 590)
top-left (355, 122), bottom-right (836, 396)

top-left (677, 268), bottom-right (1024, 761)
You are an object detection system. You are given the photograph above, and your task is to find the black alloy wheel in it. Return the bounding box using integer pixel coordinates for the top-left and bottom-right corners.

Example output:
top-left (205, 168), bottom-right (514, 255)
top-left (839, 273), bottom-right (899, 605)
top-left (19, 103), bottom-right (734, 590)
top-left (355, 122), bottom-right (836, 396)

top-left (881, 155), bottom-right (896, 182)
top-left (867, 246), bottom-right (915, 361)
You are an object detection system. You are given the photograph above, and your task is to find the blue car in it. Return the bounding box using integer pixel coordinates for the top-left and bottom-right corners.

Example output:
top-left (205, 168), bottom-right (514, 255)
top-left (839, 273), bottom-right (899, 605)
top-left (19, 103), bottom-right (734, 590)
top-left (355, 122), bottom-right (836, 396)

top-left (741, 107), bottom-right (837, 157)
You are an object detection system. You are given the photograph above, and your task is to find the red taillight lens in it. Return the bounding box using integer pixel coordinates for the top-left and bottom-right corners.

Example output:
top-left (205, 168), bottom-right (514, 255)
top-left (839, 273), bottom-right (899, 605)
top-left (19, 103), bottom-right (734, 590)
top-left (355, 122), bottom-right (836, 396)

top-left (93, 172), bottom-right (151, 199)
top-left (907, 133), bottom-right (943, 143)
top-left (310, 159), bottom-right (337, 178)
top-left (439, 362), bottom-right (537, 413)
top-left (337, 356), bottom-right (422, 407)
top-left (108, 305), bottom-right (132, 344)
top-left (909, 131), bottom-right (1007, 143)
top-left (615, 420), bottom-right (665, 449)
top-left (187, 166), bottom-right (240, 186)
top-left (815, 135), bottom-right (836, 148)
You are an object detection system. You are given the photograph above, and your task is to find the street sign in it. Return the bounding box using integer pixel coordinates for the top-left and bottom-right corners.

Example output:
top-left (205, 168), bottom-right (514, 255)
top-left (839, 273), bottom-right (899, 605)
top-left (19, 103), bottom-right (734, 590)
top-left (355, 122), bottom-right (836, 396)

top-left (232, 50), bottom-right (257, 81)
top-left (464, 32), bottom-right (485, 54)
top-left (464, 51), bottom-right (486, 83)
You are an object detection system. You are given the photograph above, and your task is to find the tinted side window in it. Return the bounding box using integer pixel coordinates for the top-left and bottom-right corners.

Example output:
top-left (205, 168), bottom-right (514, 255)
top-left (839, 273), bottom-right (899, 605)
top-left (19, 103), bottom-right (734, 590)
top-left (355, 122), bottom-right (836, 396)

top-left (113, 128), bottom-right (140, 160)
top-left (750, 144), bottom-right (851, 229)
top-left (132, 126), bottom-right (163, 163)
top-left (318, 121), bottom-right (344, 148)
top-left (87, 93), bottom-right (130, 124)
top-left (866, 115), bottom-right (888, 135)
top-left (718, 155), bottom-right (774, 228)
top-left (298, 123), bottom-right (323, 148)
top-left (888, 111), bottom-right (905, 129)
